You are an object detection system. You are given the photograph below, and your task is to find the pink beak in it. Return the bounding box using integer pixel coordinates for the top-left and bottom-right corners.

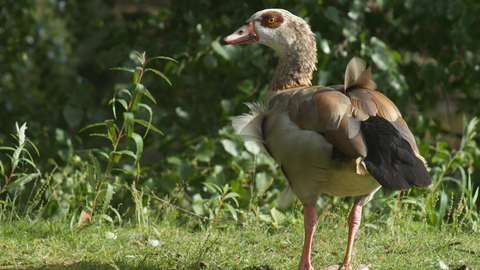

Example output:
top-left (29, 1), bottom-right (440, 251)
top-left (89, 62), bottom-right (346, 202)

top-left (221, 22), bottom-right (257, 45)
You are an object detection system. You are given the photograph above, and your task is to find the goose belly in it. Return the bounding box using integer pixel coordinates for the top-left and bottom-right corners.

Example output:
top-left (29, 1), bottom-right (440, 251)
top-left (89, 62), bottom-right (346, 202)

top-left (263, 110), bottom-right (380, 205)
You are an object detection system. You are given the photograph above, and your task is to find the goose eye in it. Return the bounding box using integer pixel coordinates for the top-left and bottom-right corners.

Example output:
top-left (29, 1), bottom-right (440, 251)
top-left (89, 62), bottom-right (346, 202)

top-left (268, 18), bottom-right (275, 24)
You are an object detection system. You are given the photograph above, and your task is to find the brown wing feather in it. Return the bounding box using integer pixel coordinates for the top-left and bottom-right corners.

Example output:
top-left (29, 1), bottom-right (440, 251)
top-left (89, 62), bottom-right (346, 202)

top-left (288, 87), bottom-right (367, 159)
top-left (287, 57), bottom-right (418, 162)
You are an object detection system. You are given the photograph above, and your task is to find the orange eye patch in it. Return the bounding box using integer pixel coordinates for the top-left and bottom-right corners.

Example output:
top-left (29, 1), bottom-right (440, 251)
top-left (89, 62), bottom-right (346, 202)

top-left (268, 18), bottom-right (275, 23)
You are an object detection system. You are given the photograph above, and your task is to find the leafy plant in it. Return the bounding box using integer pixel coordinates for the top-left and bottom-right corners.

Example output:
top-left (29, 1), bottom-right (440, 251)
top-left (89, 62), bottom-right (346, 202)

top-left (77, 51), bottom-right (176, 224)
top-left (196, 182), bottom-right (240, 228)
top-left (426, 116), bottom-right (480, 230)
top-left (0, 123), bottom-right (40, 193)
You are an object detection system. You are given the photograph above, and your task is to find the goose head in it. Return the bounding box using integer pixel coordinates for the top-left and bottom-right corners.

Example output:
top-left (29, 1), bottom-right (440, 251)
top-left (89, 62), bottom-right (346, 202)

top-left (221, 9), bottom-right (318, 91)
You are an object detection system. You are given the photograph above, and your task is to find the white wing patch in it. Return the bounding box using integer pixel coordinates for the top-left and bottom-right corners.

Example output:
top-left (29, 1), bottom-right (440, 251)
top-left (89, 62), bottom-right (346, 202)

top-left (232, 102), bottom-right (296, 207)
top-left (232, 102), bottom-right (269, 153)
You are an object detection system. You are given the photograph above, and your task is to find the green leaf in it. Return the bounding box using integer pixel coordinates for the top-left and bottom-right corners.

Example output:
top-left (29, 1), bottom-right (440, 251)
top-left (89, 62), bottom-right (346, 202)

top-left (131, 133), bottom-right (144, 167)
top-left (133, 66), bottom-right (142, 85)
top-left (137, 103), bottom-right (154, 136)
top-left (203, 182), bottom-right (223, 195)
top-left (220, 139), bottom-right (240, 157)
top-left (101, 183), bottom-right (114, 214)
top-left (237, 79), bottom-right (254, 94)
top-left (86, 164), bottom-right (95, 188)
top-left (109, 151), bottom-right (122, 165)
top-left (124, 112), bottom-right (135, 149)
top-left (117, 99), bottom-right (129, 111)
top-left (7, 173), bottom-right (40, 188)
top-left (131, 51), bottom-right (145, 65)
top-left (115, 88), bottom-right (132, 98)
top-left (89, 133), bottom-right (110, 140)
top-left (271, 207), bottom-right (287, 227)
top-left (108, 205), bottom-right (122, 225)
top-left (89, 152), bottom-right (103, 182)
top-left (142, 87), bottom-right (157, 104)
top-left (26, 139), bottom-right (40, 156)
top-left (79, 122), bottom-right (106, 133)
top-left (130, 83), bottom-right (145, 113)
top-left (135, 119), bottom-right (163, 137)
top-left (145, 56), bottom-right (178, 65)
top-left (118, 150), bottom-right (136, 160)
top-left (19, 157), bottom-right (38, 171)
top-left (105, 120), bottom-right (117, 147)
top-left (16, 122), bottom-right (27, 146)
top-left (98, 214), bottom-right (113, 223)
top-left (324, 6), bottom-right (341, 25)
top-left (244, 141), bottom-right (260, 155)
top-left (11, 143), bottom-right (24, 169)
top-left (255, 172), bottom-right (269, 193)
top-left (144, 68), bottom-right (172, 86)
top-left (110, 67), bottom-right (135, 73)
top-left (224, 192), bottom-right (240, 207)
top-left (166, 156), bottom-right (182, 165)
top-left (225, 203), bottom-right (238, 221)
top-left (211, 39), bottom-right (230, 60)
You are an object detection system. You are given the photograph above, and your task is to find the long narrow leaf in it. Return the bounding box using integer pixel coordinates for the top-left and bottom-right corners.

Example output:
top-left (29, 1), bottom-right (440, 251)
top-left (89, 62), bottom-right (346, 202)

top-left (124, 112), bottom-right (135, 149)
top-left (134, 119), bottom-right (163, 137)
top-left (133, 67), bottom-right (142, 85)
top-left (142, 87), bottom-right (156, 104)
top-left (130, 83), bottom-right (145, 112)
top-left (108, 205), bottom-right (122, 225)
top-left (106, 120), bottom-right (117, 147)
top-left (110, 67), bottom-right (135, 73)
top-left (137, 103), bottom-right (153, 130)
top-left (144, 68), bottom-right (172, 86)
top-left (118, 150), bottom-right (136, 159)
top-left (19, 158), bottom-right (39, 172)
top-left (79, 122), bottom-right (106, 133)
top-left (86, 164), bottom-right (95, 188)
top-left (225, 203), bottom-right (238, 221)
top-left (89, 149), bottom-right (109, 160)
top-left (16, 122), bottom-right (27, 145)
top-left (8, 173), bottom-right (40, 188)
top-left (101, 183), bottom-right (114, 214)
top-left (145, 56), bottom-right (178, 65)
top-left (26, 139), bottom-right (40, 156)
top-left (109, 151), bottom-right (122, 165)
top-left (131, 133), bottom-right (143, 167)
top-left (115, 88), bottom-right (132, 98)
top-left (89, 133), bottom-right (110, 140)
top-left (89, 152), bottom-right (103, 182)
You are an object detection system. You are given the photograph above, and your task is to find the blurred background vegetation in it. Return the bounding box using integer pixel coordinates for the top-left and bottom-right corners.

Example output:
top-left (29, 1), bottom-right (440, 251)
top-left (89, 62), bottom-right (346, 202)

top-left (1, 0), bottom-right (479, 229)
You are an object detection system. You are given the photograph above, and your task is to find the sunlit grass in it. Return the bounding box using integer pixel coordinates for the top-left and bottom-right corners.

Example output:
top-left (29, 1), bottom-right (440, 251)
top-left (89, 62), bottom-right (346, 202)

top-left (1, 205), bottom-right (479, 270)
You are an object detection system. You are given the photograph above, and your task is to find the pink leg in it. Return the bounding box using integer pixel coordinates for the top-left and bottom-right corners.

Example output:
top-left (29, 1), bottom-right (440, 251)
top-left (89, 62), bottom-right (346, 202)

top-left (299, 205), bottom-right (318, 270)
top-left (338, 204), bottom-right (363, 270)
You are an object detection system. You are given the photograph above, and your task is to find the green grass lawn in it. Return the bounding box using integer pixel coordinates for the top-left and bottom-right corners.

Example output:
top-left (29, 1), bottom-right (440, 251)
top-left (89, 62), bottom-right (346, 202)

top-left (1, 208), bottom-right (479, 270)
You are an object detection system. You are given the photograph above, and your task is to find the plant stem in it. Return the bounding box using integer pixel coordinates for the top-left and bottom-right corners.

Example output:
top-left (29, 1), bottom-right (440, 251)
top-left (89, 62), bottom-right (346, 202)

top-left (211, 193), bottom-right (225, 229)
top-left (1, 169), bottom-right (15, 191)
top-left (92, 58), bottom-right (146, 214)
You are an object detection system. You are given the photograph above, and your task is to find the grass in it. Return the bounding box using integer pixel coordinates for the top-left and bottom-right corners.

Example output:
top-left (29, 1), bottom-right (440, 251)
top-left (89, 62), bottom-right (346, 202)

top-left (1, 206), bottom-right (479, 270)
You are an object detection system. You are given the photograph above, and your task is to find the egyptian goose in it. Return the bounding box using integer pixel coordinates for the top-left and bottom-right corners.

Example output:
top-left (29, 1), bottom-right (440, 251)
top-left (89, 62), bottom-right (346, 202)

top-left (221, 9), bottom-right (431, 270)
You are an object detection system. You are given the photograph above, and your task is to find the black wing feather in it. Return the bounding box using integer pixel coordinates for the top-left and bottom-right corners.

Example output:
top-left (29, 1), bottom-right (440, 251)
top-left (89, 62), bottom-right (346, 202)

top-left (360, 116), bottom-right (431, 190)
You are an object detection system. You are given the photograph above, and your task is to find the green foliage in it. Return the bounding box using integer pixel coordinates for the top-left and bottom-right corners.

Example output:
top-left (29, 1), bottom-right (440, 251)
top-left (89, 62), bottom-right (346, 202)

top-left (0, 0), bottom-right (479, 234)
top-left (426, 116), bottom-right (480, 230)
top-left (0, 123), bottom-right (40, 192)
top-left (77, 51), bottom-right (175, 222)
